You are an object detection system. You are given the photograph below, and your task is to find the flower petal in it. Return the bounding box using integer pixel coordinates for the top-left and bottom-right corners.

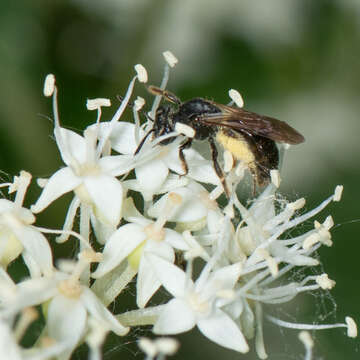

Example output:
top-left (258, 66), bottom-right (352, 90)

top-left (135, 159), bottom-right (169, 199)
top-left (84, 174), bottom-right (123, 227)
top-left (92, 224), bottom-right (146, 278)
top-left (153, 298), bottom-right (196, 334)
top-left (47, 294), bottom-right (87, 360)
top-left (136, 242), bottom-right (174, 308)
top-left (99, 155), bottom-right (135, 176)
top-left (197, 309), bottom-right (249, 353)
top-left (163, 229), bottom-right (188, 250)
top-left (145, 253), bottom-right (187, 298)
top-left (122, 197), bottom-right (151, 227)
top-left (198, 263), bottom-right (242, 298)
top-left (108, 122), bottom-right (141, 154)
top-left (31, 167), bottom-right (81, 213)
top-left (81, 287), bottom-right (129, 336)
top-left (2, 277), bottom-right (57, 316)
top-left (0, 320), bottom-right (22, 360)
top-left (56, 127), bottom-right (87, 165)
top-left (11, 226), bottom-right (53, 277)
top-left (148, 186), bottom-right (207, 223)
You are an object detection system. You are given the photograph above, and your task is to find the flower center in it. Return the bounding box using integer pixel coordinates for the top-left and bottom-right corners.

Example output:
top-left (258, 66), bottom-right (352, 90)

top-left (144, 224), bottom-right (165, 242)
top-left (77, 163), bottom-right (101, 177)
top-left (57, 279), bottom-right (83, 299)
top-left (199, 191), bottom-right (217, 210)
top-left (74, 183), bottom-right (93, 204)
top-left (187, 292), bottom-right (210, 315)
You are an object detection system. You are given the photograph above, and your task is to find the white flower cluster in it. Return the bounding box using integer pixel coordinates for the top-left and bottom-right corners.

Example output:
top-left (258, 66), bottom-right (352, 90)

top-left (0, 52), bottom-right (356, 360)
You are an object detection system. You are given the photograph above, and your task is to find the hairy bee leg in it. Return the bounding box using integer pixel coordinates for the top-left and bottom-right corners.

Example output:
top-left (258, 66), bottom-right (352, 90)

top-left (209, 137), bottom-right (230, 197)
top-left (134, 129), bottom-right (154, 155)
top-left (179, 138), bottom-right (193, 175)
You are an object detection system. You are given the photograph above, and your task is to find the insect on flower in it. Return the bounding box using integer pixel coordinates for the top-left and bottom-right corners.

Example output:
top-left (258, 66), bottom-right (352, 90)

top-left (136, 86), bottom-right (305, 196)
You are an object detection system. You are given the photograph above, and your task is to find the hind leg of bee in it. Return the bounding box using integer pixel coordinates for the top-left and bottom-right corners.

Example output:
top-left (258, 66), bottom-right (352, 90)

top-left (209, 137), bottom-right (230, 197)
top-left (179, 138), bottom-right (193, 175)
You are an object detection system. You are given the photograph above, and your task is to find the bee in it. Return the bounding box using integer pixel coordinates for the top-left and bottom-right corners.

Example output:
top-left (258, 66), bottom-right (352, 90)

top-left (135, 86), bottom-right (305, 196)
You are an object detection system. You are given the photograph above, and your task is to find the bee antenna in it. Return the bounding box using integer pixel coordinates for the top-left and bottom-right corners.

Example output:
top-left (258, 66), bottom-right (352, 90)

top-left (147, 85), bottom-right (181, 105)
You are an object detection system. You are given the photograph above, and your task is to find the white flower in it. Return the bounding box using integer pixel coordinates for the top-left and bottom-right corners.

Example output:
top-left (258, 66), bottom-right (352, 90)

top-left (95, 120), bottom-right (220, 200)
top-left (147, 253), bottom-right (249, 353)
top-left (31, 126), bottom-right (127, 228)
top-left (0, 171), bottom-right (53, 277)
top-left (148, 181), bottom-right (223, 233)
top-left (0, 251), bottom-right (128, 360)
top-left (235, 184), bottom-right (338, 269)
top-left (0, 310), bottom-right (70, 360)
top-left (92, 197), bottom-right (189, 308)
top-left (31, 79), bottom-right (134, 243)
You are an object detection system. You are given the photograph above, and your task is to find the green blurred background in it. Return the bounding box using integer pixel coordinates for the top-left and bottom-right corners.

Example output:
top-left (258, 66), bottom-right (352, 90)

top-left (1, 0), bottom-right (360, 359)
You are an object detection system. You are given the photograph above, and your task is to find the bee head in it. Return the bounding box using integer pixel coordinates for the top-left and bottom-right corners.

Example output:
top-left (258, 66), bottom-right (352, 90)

top-left (153, 105), bottom-right (176, 145)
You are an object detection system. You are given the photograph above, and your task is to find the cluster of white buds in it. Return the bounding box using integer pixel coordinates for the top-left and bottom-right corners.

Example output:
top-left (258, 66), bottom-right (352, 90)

top-left (0, 51), bottom-right (356, 360)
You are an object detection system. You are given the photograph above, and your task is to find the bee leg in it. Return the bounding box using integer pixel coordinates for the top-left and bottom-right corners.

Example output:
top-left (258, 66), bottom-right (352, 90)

top-left (134, 129), bottom-right (154, 155)
top-left (179, 138), bottom-right (193, 175)
top-left (209, 137), bottom-right (229, 197)
top-left (248, 162), bottom-right (259, 197)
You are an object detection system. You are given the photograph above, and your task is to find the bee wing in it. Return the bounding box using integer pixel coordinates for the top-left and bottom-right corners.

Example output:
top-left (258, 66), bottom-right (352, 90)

top-left (200, 103), bottom-right (305, 144)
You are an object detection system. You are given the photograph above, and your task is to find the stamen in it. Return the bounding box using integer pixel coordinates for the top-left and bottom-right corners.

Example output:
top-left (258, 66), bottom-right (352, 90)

top-left (153, 192), bottom-right (182, 232)
top-left (154, 337), bottom-right (180, 356)
top-left (257, 248), bottom-right (278, 276)
top-left (36, 223), bottom-right (92, 250)
top-left (267, 315), bottom-right (353, 333)
top-left (315, 274), bottom-right (336, 290)
top-left (138, 337), bottom-right (157, 359)
top-left (134, 96), bottom-right (145, 111)
top-left (298, 331), bottom-right (313, 360)
top-left (175, 123), bottom-right (195, 138)
top-left (183, 230), bottom-right (209, 261)
top-left (254, 302), bottom-right (266, 359)
top-left (43, 74), bottom-right (55, 97)
top-left (55, 197), bottom-right (81, 243)
top-left (163, 51), bottom-right (178, 68)
top-left (13, 171), bottom-right (32, 208)
top-left (134, 64), bottom-right (148, 83)
top-left (14, 307), bottom-right (38, 341)
top-left (36, 178), bottom-right (48, 188)
top-left (270, 169), bottom-right (281, 188)
top-left (150, 55), bottom-right (173, 119)
top-left (333, 185), bottom-right (343, 202)
top-left (86, 98), bottom-right (111, 110)
top-left (228, 89), bottom-right (244, 108)
top-left (345, 317), bottom-right (357, 338)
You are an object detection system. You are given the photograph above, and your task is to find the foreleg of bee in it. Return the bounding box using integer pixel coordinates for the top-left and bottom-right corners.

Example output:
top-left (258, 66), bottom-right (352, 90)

top-left (209, 137), bottom-right (229, 197)
top-left (134, 129), bottom-right (154, 155)
top-left (179, 138), bottom-right (193, 175)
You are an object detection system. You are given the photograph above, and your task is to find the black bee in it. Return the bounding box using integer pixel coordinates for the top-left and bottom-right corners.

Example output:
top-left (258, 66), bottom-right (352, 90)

top-left (135, 86), bottom-right (305, 196)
